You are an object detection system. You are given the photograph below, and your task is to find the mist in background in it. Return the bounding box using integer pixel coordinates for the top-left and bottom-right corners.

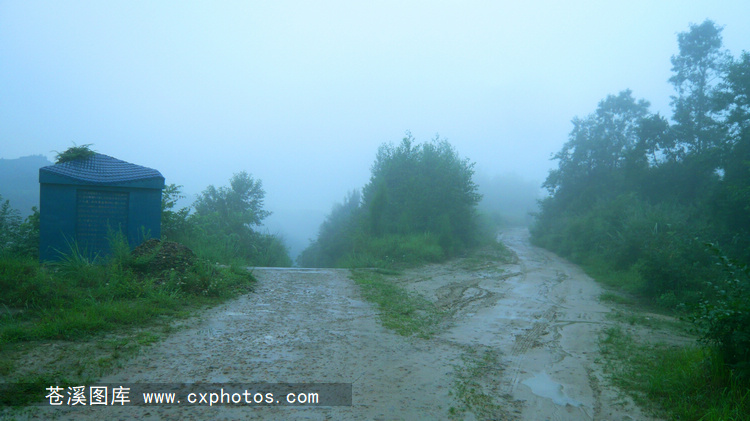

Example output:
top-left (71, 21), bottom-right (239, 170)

top-left (2, 1), bottom-right (749, 259)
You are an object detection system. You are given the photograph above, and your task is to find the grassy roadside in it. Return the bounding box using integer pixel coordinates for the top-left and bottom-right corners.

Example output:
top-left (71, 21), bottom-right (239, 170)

top-left (346, 241), bottom-right (516, 338)
top-left (348, 268), bottom-right (443, 338)
top-left (579, 259), bottom-right (750, 419)
top-left (348, 242), bottom-right (517, 419)
top-left (532, 234), bottom-right (750, 419)
top-left (0, 240), bottom-right (255, 407)
top-left (595, 281), bottom-right (750, 421)
top-left (599, 325), bottom-right (749, 420)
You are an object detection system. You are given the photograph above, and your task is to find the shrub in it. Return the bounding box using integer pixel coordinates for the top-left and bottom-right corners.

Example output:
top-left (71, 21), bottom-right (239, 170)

top-left (0, 197), bottom-right (37, 259)
top-left (300, 134), bottom-right (484, 267)
top-left (163, 180), bottom-right (292, 267)
top-left (54, 144), bottom-right (95, 164)
top-left (693, 244), bottom-right (750, 380)
top-left (338, 233), bottom-right (445, 268)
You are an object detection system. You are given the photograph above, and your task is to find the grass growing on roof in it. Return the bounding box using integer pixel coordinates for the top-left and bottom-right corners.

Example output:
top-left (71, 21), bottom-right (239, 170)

top-left (54, 143), bottom-right (96, 164)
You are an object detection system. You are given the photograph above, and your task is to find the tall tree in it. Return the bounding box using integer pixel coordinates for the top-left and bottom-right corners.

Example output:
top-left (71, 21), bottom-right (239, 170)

top-left (669, 19), bottom-right (731, 157)
top-left (716, 52), bottom-right (750, 259)
top-left (723, 52), bottom-right (750, 135)
top-left (543, 90), bottom-right (652, 201)
top-left (193, 171), bottom-right (270, 234)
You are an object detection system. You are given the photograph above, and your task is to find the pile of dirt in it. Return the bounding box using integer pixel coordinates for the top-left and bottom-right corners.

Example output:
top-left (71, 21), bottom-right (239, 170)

top-left (130, 239), bottom-right (196, 276)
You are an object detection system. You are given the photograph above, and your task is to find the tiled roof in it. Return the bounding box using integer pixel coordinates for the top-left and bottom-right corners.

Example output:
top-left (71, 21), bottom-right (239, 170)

top-left (40, 153), bottom-right (163, 184)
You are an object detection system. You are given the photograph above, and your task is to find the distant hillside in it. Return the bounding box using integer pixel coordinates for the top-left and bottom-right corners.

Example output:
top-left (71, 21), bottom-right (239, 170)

top-left (0, 155), bottom-right (53, 217)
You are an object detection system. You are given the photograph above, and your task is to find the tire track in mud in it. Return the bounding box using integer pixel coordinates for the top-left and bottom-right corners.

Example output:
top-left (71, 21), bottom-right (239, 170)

top-left (503, 257), bottom-right (567, 394)
top-left (436, 280), bottom-right (493, 311)
top-left (396, 230), bottom-right (665, 420)
top-left (505, 305), bottom-right (559, 393)
top-left (433, 271), bottom-right (523, 315)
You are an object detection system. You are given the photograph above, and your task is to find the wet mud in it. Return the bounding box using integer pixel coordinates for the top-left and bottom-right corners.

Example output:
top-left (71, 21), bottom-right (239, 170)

top-left (10, 228), bottom-right (670, 420)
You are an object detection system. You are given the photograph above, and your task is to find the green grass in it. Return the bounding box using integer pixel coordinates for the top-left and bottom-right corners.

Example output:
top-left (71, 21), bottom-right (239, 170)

top-left (449, 347), bottom-right (507, 420)
top-left (588, 256), bottom-right (749, 419)
top-left (604, 310), bottom-right (658, 328)
top-left (599, 292), bottom-right (634, 305)
top-left (0, 257), bottom-right (253, 345)
top-left (54, 143), bottom-right (95, 164)
top-left (485, 240), bottom-right (518, 264)
top-left (339, 233), bottom-right (447, 269)
top-left (603, 310), bottom-right (690, 334)
top-left (600, 326), bottom-right (750, 420)
top-left (349, 269), bottom-right (442, 338)
top-left (339, 233), bottom-right (516, 271)
top-left (579, 259), bottom-right (645, 294)
top-left (0, 327), bottom-right (171, 407)
top-left (347, 240), bottom-right (515, 338)
top-left (0, 245), bottom-right (256, 406)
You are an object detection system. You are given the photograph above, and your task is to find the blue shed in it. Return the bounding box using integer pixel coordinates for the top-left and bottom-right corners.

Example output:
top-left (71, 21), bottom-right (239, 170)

top-left (39, 153), bottom-right (165, 261)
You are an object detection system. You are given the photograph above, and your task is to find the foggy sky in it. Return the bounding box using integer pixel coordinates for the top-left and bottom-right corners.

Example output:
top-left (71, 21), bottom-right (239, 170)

top-left (2, 1), bottom-right (750, 256)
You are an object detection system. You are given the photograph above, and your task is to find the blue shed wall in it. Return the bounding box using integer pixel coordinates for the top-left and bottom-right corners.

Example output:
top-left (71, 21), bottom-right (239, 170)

top-left (39, 184), bottom-right (162, 262)
top-left (126, 187), bottom-right (162, 247)
top-left (39, 183), bottom-right (77, 261)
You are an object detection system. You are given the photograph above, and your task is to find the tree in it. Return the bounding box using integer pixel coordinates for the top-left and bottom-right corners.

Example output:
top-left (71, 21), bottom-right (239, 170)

top-left (636, 113), bottom-right (674, 165)
top-left (160, 184), bottom-right (191, 241)
top-left (0, 195), bottom-right (21, 252)
top-left (722, 52), bottom-right (750, 135)
top-left (361, 133), bottom-right (481, 251)
top-left (187, 172), bottom-right (289, 266)
top-left (669, 19), bottom-right (731, 157)
top-left (715, 52), bottom-right (750, 260)
top-left (297, 190), bottom-right (362, 267)
top-left (0, 194), bottom-right (38, 258)
top-left (543, 90), bottom-right (653, 201)
top-left (193, 171), bottom-right (270, 234)
top-left (722, 52), bottom-right (750, 193)
top-left (299, 133), bottom-right (483, 266)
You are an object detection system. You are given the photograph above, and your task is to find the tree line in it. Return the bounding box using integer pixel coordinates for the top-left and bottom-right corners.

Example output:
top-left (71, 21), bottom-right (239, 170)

top-left (160, 171), bottom-right (291, 267)
top-left (532, 20), bottom-right (750, 379)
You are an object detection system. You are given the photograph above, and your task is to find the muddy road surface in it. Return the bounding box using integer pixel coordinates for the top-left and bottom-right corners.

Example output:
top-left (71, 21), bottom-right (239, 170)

top-left (15, 228), bottom-right (661, 420)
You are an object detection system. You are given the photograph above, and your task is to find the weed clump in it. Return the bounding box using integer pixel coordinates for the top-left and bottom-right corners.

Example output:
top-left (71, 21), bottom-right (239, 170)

top-left (130, 239), bottom-right (196, 279)
top-left (54, 144), bottom-right (95, 164)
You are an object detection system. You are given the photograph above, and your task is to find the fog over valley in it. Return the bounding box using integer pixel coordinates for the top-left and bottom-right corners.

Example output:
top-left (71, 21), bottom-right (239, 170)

top-left (3, 1), bottom-right (750, 260)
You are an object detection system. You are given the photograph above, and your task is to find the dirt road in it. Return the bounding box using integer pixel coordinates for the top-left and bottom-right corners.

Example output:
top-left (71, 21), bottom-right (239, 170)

top-left (15, 228), bottom-right (660, 420)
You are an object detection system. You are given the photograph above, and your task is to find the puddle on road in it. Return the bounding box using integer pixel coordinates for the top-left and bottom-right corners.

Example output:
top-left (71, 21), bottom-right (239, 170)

top-left (521, 371), bottom-right (582, 407)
